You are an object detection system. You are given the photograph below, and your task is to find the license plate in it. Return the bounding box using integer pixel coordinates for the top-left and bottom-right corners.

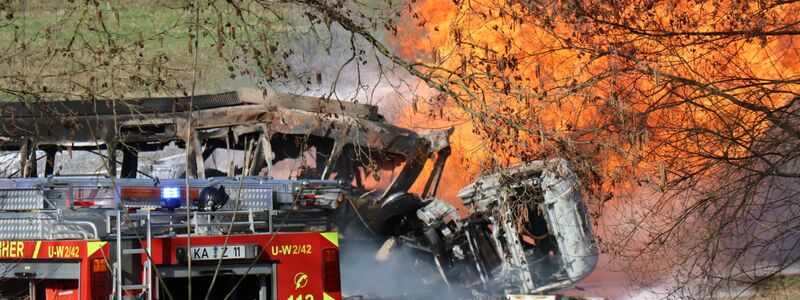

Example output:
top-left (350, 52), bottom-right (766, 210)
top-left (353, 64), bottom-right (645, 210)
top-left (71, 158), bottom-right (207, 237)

top-left (190, 245), bottom-right (247, 260)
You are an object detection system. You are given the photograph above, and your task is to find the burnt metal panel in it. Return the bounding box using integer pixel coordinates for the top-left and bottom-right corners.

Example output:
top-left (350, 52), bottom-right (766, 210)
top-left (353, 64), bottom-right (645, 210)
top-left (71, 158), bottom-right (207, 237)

top-left (0, 91), bottom-right (242, 118)
top-left (0, 89), bottom-right (439, 165)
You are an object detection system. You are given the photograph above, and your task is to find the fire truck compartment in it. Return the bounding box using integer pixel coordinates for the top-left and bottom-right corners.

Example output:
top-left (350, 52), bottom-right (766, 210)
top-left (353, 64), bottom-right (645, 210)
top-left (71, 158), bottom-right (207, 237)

top-left (0, 260), bottom-right (81, 279)
top-left (156, 262), bottom-right (274, 278)
top-left (161, 273), bottom-right (273, 300)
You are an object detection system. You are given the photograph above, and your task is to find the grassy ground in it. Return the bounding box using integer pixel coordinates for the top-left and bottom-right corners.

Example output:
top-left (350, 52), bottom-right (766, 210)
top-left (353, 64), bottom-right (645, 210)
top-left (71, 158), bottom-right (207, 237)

top-left (0, 0), bottom-right (274, 99)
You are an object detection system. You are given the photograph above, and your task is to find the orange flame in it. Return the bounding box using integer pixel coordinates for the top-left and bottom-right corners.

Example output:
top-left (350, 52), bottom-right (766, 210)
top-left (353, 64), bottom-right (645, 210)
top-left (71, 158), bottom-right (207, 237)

top-left (390, 0), bottom-right (800, 207)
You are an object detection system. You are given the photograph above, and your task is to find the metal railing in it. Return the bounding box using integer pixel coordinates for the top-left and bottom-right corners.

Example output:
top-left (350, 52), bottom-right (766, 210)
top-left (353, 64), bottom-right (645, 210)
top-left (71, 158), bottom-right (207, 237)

top-left (106, 209), bottom-right (272, 238)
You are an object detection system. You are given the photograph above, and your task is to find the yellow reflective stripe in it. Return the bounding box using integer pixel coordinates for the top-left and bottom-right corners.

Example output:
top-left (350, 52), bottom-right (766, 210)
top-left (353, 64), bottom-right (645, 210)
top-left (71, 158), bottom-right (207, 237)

top-left (320, 232), bottom-right (338, 248)
top-left (32, 241), bottom-right (41, 258)
top-left (323, 292), bottom-right (336, 300)
top-left (86, 241), bottom-right (108, 256)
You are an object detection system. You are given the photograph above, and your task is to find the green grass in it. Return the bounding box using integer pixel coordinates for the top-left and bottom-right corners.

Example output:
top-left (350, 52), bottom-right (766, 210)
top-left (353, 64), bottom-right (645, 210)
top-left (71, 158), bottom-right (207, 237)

top-left (0, 1), bottom-right (290, 99)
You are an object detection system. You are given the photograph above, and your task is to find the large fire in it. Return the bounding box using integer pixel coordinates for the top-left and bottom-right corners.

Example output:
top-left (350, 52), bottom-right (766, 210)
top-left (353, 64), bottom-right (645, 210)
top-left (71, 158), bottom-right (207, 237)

top-left (388, 0), bottom-right (800, 293)
top-left (391, 0), bottom-right (800, 202)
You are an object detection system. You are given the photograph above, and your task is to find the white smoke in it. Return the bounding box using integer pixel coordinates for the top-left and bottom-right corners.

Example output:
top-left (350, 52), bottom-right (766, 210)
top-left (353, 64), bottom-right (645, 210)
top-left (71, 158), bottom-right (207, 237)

top-left (339, 238), bottom-right (470, 299)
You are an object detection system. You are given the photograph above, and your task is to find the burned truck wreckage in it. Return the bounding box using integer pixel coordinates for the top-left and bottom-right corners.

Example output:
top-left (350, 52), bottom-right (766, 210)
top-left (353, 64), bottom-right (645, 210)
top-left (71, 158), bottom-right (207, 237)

top-left (0, 89), bottom-right (598, 297)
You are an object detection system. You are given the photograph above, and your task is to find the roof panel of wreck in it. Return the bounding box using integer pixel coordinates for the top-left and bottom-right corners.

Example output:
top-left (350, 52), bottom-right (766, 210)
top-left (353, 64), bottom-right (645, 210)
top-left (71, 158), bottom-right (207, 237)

top-left (0, 89), bottom-right (451, 157)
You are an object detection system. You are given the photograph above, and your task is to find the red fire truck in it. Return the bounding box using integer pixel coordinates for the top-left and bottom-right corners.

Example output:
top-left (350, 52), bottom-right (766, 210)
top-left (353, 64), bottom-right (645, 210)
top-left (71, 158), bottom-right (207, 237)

top-left (0, 177), bottom-right (345, 300)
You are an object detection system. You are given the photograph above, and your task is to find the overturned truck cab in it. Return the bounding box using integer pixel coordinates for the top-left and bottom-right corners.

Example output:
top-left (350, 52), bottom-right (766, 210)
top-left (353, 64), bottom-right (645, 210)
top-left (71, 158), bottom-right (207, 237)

top-left (353, 158), bottom-right (599, 296)
top-left (456, 159), bottom-right (599, 294)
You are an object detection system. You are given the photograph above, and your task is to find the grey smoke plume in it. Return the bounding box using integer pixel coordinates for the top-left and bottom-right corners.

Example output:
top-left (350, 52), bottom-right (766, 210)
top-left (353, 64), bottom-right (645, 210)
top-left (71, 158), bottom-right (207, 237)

top-left (339, 238), bottom-right (470, 299)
